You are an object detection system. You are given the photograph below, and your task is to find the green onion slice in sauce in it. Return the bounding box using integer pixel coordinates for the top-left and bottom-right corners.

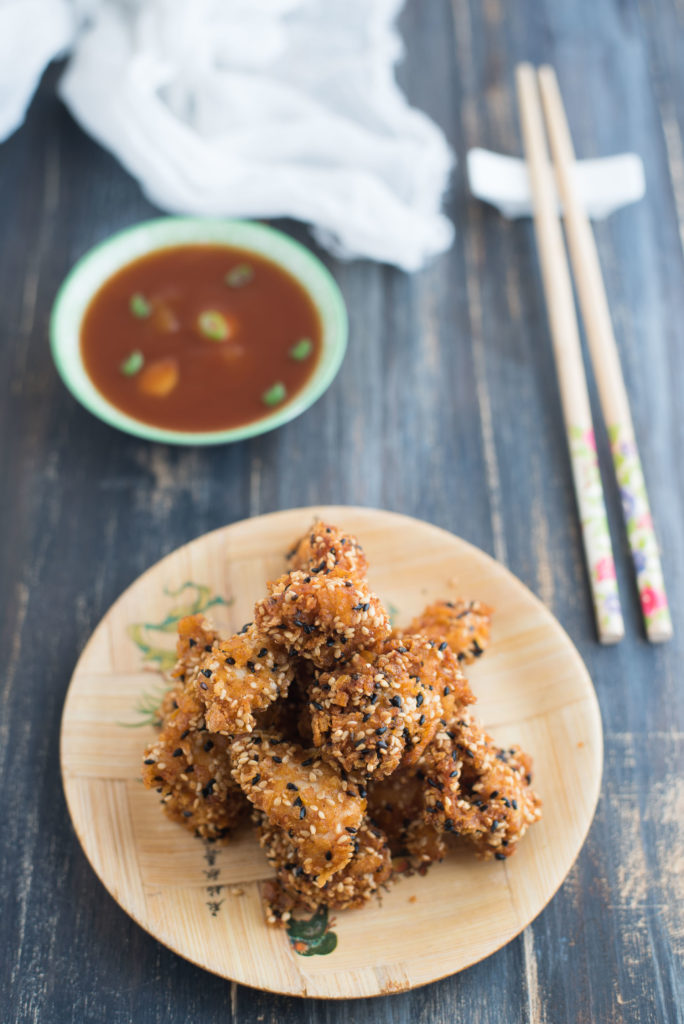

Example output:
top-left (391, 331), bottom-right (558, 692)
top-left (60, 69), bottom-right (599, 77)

top-left (198, 310), bottom-right (231, 341)
top-left (120, 350), bottom-right (144, 376)
top-left (129, 293), bottom-right (151, 318)
top-left (262, 382), bottom-right (287, 406)
top-left (225, 263), bottom-right (254, 288)
top-left (289, 338), bottom-right (313, 361)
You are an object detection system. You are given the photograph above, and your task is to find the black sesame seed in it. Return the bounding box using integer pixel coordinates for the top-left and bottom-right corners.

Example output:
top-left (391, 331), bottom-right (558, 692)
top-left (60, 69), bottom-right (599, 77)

top-left (286, 782), bottom-right (299, 791)
top-left (416, 693), bottom-right (424, 707)
top-left (201, 668), bottom-right (212, 678)
top-left (226, 656), bottom-right (236, 665)
top-left (188, 638), bottom-right (197, 647)
top-left (200, 681), bottom-right (208, 690)
top-left (511, 799), bottom-right (518, 810)
top-left (443, 686), bottom-right (451, 696)
top-left (299, 806), bottom-right (307, 819)
top-left (495, 852), bottom-right (506, 860)
top-left (204, 740), bottom-right (214, 752)
top-left (345, 826), bottom-right (357, 833)
top-left (172, 748), bottom-right (183, 757)
top-left (375, 726), bottom-right (387, 735)
top-left (435, 800), bottom-right (444, 811)
top-left (312, 701), bottom-right (324, 711)
top-left (419, 714), bottom-right (426, 725)
top-left (272, 755), bottom-right (282, 764)
top-left (390, 695), bottom-right (403, 707)
top-left (180, 730), bottom-right (190, 740)
top-left (204, 644), bottom-right (213, 652)
top-left (325, 851), bottom-right (332, 861)
top-left (183, 811), bottom-right (193, 818)
top-left (301, 758), bottom-right (313, 767)
top-left (490, 790), bottom-right (499, 799)
top-left (252, 774), bottom-right (261, 785)
top-left (491, 821), bottom-right (499, 832)
top-left (143, 758), bottom-right (156, 765)
top-left (246, 661), bottom-right (256, 672)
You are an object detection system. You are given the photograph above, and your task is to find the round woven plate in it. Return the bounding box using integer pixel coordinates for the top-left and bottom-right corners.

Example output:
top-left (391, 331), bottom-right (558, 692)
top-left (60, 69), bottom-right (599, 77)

top-left (60, 506), bottom-right (602, 998)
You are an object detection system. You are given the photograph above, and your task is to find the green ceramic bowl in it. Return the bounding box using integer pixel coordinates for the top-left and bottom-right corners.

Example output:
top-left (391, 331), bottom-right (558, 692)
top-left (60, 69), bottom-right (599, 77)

top-left (50, 218), bottom-right (348, 445)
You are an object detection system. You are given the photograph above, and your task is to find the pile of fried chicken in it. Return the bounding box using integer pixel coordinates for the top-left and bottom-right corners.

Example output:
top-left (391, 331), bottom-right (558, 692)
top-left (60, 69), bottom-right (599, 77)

top-left (142, 522), bottom-right (542, 924)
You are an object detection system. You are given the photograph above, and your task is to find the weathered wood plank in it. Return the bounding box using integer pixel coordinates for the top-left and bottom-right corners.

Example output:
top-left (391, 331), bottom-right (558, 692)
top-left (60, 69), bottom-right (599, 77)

top-left (1, 0), bottom-right (683, 1020)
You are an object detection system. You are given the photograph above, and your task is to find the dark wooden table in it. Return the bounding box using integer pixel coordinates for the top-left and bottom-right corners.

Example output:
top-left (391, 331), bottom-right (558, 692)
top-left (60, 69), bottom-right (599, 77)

top-left (2, 2), bottom-right (683, 1021)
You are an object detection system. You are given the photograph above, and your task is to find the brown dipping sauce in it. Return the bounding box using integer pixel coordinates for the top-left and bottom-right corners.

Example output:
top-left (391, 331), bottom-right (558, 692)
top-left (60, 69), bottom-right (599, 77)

top-left (80, 244), bottom-right (322, 432)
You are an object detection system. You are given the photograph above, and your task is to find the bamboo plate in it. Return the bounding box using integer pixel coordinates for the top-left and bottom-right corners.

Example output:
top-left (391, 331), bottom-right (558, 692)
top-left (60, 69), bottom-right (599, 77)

top-left (60, 506), bottom-right (603, 998)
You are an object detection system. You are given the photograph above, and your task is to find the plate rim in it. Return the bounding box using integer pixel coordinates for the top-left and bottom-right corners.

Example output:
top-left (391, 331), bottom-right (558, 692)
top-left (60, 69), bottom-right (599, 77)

top-left (60, 505), bottom-right (604, 997)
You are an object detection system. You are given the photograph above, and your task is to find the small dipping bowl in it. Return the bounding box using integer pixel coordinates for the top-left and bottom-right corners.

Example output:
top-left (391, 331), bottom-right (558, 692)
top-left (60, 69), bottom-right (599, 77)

top-left (50, 218), bottom-right (348, 445)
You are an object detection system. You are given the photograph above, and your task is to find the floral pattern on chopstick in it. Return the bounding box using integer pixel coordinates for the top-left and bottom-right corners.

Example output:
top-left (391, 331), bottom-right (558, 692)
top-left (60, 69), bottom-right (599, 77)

top-left (568, 426), bottom-right (624, 640)
top-left (608, 425), bottom-right (672, 638)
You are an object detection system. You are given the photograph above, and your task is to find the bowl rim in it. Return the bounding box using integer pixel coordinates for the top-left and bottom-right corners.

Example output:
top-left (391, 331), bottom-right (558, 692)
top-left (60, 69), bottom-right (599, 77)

top-left (50, 217), bottom-right (348, 445)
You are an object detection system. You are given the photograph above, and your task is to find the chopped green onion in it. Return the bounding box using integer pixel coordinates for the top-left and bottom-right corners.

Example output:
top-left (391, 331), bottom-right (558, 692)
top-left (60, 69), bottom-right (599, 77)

top-left (120, 350), bottom-right (144, 376)
top-left (198, 310), bottom-right (230, 341)
top-left (225, 263), bottom-right (254, 288)
top-left (289, 338), bottom-right (313, 361)
top-left (129, 293), bottom-right (151, 318)
top-left (262, 381), bottom-right (287, 407)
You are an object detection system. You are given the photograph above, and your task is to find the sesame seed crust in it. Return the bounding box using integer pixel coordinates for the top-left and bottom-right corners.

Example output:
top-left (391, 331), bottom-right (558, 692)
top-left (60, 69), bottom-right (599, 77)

top-left (287, 520), bottom-right (369, 579)
top-left (402, 599), bottom-right (493, 665)
top-left (192, 625), bottom-right (294, 735)
top-left (418, 712), bottom-right (542, 858)
top-left (254, 569), bottom-right (390, 670)
top-left (230, 734), bottom-right (366, 885)
top-left (142, 702), bottom-right (247, 840)
top-left (257, 814), bottom-right (392, 922)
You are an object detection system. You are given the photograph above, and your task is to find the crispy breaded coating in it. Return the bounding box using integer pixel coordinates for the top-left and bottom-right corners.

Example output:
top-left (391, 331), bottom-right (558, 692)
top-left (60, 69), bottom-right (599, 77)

top-left (420, 714), bottom-right (542, 859)
top-left (366, 767), bottom-right (441, 858)
top-left (172, 613), bottom-right (221, 681)
top-left (310, 640), bottom-right (459, 779)
top-left (230, 734), bottom-right (366, 885)
top-left (142, 706), bottom-right (246, 840)
top-left (287, 520), bottom-right (368, 579)
top-left (391, 634), bottom-right (475, 748)
top-left (258, 815), bottom-right (392, 923)
top-left (255, 570), bottom-right (391, 670)
top-left (192, 624), bottom-right (294, 735)
top-left (157, 614), bottom-right (221, 724)
top-left (404, 599), bottom-right (493, 664)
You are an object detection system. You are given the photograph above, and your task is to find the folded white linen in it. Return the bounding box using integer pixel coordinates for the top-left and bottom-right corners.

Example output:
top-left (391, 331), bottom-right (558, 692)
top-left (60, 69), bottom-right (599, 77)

top-left (57, 0), bottom-right (455, 270)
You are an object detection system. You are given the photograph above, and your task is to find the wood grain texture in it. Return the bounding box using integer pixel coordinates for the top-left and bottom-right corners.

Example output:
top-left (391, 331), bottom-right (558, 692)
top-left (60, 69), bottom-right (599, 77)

top-left (60, 506), bottom-right (602, 997)
top-left (1, 0), bottom-right (683, 1020)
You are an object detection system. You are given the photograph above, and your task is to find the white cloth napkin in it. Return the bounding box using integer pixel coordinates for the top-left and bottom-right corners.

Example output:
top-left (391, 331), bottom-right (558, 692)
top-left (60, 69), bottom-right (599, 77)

top-left (58, 0), bottom-right (454, 271)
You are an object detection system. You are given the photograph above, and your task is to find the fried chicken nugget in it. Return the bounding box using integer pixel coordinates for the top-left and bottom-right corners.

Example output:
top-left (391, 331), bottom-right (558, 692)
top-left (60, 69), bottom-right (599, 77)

top-left (191, 624), bottom-right (295, 735)
top-left (404, 599), bottom-right (493, 664)
top-left (393, 634), bottom-right (475, 742)
top-left (258, 815), bottom-right (392, 923)
top-left (230, 734), bottom-right (366, 885)
top-left (367, 768), bottom-right (445, 863)
top-left (255, 570), bottom-right (390, 670)
top-left (310, 635), bottom-right (471, 780)
top-left (157, 613), bottom-right (222, 724)
top-left (142, 707), bottom-right (246, 840)
top-left (420, 714), bottom-right (542, 859)
top-left (287, 521), bottom-right (368, 579)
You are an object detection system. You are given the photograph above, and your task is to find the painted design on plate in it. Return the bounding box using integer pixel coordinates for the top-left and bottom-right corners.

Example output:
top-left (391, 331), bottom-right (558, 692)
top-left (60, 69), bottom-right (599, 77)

top-left (127, 582), bottom-right (230, 673)
top-left (286, 907), bottom-right (338, 956)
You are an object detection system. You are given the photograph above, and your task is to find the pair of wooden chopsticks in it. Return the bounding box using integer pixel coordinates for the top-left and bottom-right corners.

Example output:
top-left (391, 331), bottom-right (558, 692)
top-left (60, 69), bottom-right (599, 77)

top-left (515, 63), bottom-right (672, 644)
